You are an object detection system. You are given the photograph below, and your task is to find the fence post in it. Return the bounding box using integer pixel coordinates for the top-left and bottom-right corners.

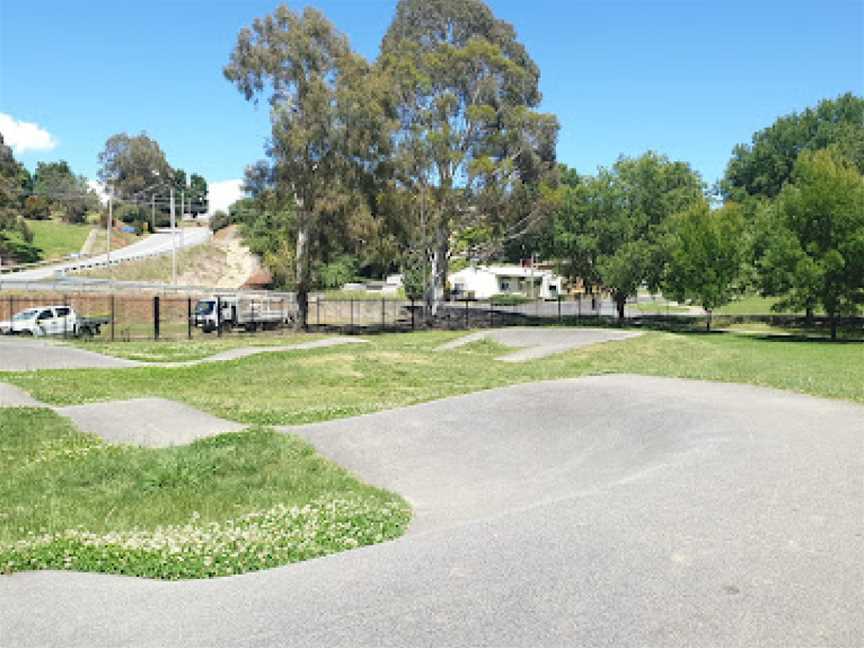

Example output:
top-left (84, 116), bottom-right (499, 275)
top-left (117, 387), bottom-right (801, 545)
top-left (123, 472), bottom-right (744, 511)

top-left (153, 295), bottom-right (160, 340)
top-left (558, 294), bottom-right (562, 323)
top-left (464, 298), bottom-right (469, 329)
top-left (381, 298), bottom-right (386, 330)
top-left (316, 296), bottom-right (320, 327)
top-left (489, 300), bottom-right (494, 328)
top-left (110, 294), bottom-right (115, 341)
top-left (216, 296), bottom-right (222, 337)
top-left (578, 295), bottom-right (581, 321)
top-left (63, 294), bottom-right (69, 338)
top-left (187, 297), bottom-right (192, 339)
top-left (411, 298), bottom-right (415, 330)
top-left (350, 298), bottom-right (354, 331)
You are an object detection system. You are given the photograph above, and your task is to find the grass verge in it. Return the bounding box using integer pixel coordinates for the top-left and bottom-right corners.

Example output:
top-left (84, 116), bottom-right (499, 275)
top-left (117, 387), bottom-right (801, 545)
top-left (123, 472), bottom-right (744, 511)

top-left (7, 329), bottom-right (863, 427)
top-left (25, 219), bottom-right (93, 260)
top-left (73, 332), bottom-right (326, 362)
top-left (0, 408), bottom-right (410, 579)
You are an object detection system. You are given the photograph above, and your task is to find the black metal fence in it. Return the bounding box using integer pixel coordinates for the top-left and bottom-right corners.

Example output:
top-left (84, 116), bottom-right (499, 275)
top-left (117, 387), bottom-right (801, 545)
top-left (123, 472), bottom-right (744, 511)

top-left (3, 291), bottom-right (860, 340)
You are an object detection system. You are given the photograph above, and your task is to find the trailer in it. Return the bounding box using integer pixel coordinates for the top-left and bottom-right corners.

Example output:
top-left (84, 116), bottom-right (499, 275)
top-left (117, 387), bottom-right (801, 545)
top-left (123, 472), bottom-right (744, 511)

top-left (193, 294), bottom-right (294, 333)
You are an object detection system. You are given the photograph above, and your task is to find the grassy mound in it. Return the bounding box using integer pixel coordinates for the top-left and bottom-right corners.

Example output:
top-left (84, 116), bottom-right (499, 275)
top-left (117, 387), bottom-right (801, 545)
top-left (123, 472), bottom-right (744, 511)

top-left (0, 409), bottom-right (410, 579)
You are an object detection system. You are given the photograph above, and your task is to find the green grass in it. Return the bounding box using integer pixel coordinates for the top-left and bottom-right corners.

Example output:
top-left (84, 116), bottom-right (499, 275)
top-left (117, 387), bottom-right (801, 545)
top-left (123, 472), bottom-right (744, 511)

top-left (316, 289), bottom-right (407, 301)
top-left (713, 294), bottom-right (816, 315)
top-left (8, 330), bottom-right (863, 428)
top-left (0, 409), bottom-right (410, 579)
top-left (635, 301), bottom-right (691, 314)
top-left (73, 332), bottom-right (324, 362)
top-left (24, 219), bottom-right (93, 260)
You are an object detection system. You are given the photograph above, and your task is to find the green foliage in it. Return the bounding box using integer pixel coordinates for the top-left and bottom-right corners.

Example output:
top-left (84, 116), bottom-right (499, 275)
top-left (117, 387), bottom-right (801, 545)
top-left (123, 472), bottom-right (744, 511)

top-left (209, 209), bottom-right (232, 232)
top-left (490, 293), bottom-right (531, 305)
top-left (0, 409), bottom-right (410, 579)
top-left (0, 133), bottom-right (37, 261)
top-left (314, 254), bottom-right (359, 290)
top-left (225, 6), bottom-right (390, 327)
top-left (722, 93), bottom-right (864, 200)
top-left (548, 151), bottom-right (704, 317)
top-left (663, 201), bottom-right (744, 327)
top-left (97, 132), bottom-right (173, 199)
top-left (755, 149), bottom-right (864, 335)
top-left (401, 248), bottom-right (429, 301)
top-left (189, 173), bottom-right (208, 216)
top-left (33, 160), bottom-right (99, 223)
top-left (379, 0), bottom-right (559, 311)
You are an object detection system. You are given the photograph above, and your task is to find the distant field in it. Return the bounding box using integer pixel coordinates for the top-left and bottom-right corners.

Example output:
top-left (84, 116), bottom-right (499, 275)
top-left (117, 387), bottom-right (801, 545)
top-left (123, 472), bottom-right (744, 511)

top-left (24, 219), bottom-right (92, 260)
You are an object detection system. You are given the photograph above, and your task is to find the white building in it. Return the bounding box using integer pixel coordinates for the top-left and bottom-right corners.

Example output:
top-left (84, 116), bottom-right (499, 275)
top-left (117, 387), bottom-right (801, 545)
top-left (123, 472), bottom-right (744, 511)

top-left (449, 265), bottom-right (563, 300)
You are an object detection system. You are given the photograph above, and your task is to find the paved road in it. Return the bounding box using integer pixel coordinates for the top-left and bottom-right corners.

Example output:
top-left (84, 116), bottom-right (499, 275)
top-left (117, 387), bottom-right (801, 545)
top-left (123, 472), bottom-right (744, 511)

top-left (437, 326), bottom-right (640, 361)
top-left (0, 336), bottom-right (364, 371)
top-left (4, 228), bottom-right (211, 281)
top-left (2, 375), bottom-right (861, 647)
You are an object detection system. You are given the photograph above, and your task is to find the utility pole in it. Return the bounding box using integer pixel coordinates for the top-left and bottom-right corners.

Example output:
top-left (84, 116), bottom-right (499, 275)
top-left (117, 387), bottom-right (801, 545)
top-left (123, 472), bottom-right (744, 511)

top-left (107, 196), bottom-right (112, 263)
top-left (151, 193), bottom-right (156, 233)
top-left (170, 187), bottom-right (176, 285)
top-left (180, 190), bottom-right (185, 249)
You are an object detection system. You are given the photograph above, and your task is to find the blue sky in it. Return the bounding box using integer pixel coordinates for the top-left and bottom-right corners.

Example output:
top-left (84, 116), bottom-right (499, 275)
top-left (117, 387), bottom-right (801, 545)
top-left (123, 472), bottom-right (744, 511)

top-left (1, 0), bottom-right (861, 209)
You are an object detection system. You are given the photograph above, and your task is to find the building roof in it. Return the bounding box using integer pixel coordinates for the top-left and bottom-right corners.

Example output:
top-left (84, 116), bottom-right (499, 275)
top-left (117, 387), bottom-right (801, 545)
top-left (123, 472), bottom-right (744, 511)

top-left (453, 265), bottom-right (557, 279)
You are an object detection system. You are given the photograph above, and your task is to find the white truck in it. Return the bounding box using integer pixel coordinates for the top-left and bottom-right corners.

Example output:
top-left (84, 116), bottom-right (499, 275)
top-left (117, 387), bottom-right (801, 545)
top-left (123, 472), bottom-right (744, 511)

top-left (193, 294), bottom-right (293, 333)
top-left (0, 305), bottom-right (109, 338)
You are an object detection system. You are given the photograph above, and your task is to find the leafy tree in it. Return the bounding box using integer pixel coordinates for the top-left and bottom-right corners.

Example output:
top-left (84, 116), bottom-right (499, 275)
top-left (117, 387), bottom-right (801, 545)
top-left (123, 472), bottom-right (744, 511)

top-left (722, 93), bottom-right (864, 200)
top-left (225, 5), bottom-right (390, 328)
top-left (378, 0), bottom-right (558, 318)
top-left (97, 132), bottom-right (173, 199)
top-left (755, 149), bottom-right (864, 339)
top-left (549, 152), bottom-right (704, 319)
top-left (189, 174), bottom-right (208, 216)
top-left (663, 201), bottom-right (744, 330)
top-left (33, 161), bottom-right (98, 223)
top-left (0, 134), bottom-right (37, 262)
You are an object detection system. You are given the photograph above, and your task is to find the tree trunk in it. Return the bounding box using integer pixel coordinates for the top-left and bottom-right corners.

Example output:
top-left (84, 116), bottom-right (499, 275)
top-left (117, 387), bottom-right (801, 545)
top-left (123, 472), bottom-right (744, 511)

top-left (615, 293), bottom-right (626, 321)
top-left (294, 218), bottom-right (309, 331)
top-left (425, 224), bottom-right (448, 323)
top-left (706, 309), bottom-right (712, 332)
top-left (830, 312), bottom-right (837, 340)
top-left (805, 306), bottom-right (814, 327)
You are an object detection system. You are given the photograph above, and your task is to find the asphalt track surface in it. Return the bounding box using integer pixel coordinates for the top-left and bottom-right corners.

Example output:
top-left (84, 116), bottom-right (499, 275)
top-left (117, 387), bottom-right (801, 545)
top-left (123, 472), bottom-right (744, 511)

top-left (0, 336), bottom-right (365, 371)
top-left (436, 326), bottom-right (640, 361)
top-left (2, 375), bottom-right (862, 647)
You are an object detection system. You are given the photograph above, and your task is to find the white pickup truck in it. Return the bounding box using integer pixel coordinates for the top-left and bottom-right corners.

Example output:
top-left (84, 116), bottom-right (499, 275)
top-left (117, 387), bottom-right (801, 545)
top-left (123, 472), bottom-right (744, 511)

top-left (0, 305), bottom-right (108, 338)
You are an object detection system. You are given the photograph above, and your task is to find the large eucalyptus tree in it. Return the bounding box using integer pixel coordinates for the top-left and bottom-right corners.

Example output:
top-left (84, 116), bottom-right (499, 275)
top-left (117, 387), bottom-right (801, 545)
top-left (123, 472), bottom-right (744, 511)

top-left (225, 6), bottom-right (390, 328)
top-left (379, 0), bottom-right (558, 316)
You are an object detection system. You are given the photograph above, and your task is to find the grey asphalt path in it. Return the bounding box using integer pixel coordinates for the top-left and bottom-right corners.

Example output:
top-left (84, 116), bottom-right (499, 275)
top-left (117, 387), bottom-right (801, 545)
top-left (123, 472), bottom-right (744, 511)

top-left (0, 337), bottom-right (141, 371)
top-left (3, 375), bottom-right (862, 647)
top-left (55, 398), bottom-right (245, 447)
top-left (437, 326), bottom-right (640, 361)
top-left (0, 381), bottom-right (42, 406)
top-left (0, 336), bottom-right (364, 371)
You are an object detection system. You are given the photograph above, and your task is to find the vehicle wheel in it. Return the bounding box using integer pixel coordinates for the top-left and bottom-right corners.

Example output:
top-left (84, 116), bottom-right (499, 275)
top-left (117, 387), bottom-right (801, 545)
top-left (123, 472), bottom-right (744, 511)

top-left (79, 327), bottom-right (93, 340)
top-left (21, 330), bottom-right (33, 337)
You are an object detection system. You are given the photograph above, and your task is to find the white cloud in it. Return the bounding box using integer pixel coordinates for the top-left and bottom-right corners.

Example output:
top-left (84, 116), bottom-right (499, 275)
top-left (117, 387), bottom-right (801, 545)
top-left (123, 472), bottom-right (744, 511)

top-left (87, 180), bottom-right (109, 206)
top-left (0, 113), bottom-right (58, 154)
top-left (208, 179), bottom-right (245, 215)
